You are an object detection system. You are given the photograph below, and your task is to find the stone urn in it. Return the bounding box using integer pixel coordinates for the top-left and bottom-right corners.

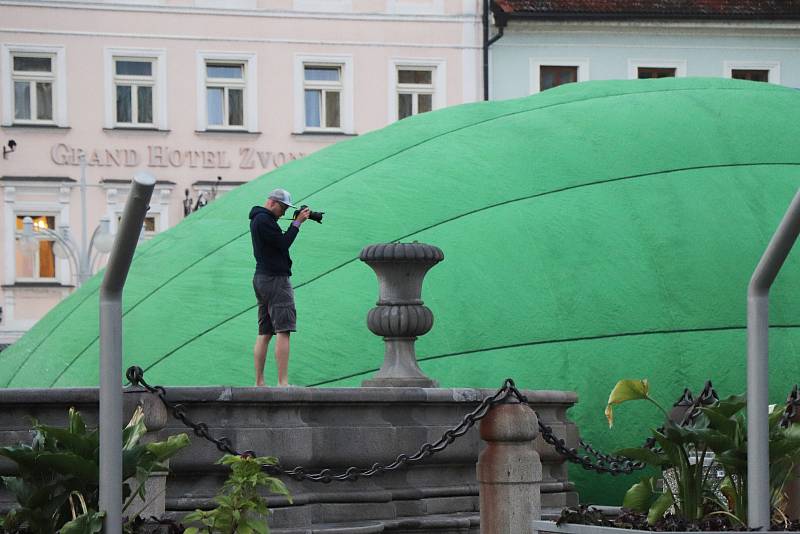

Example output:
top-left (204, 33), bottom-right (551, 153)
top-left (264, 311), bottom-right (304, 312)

top-left (359, 242), bottom-right (444, 387)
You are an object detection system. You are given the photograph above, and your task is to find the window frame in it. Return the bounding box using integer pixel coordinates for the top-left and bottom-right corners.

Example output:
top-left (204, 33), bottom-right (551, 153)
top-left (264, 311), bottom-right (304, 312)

top-left (302, 64), bottom-right (343, 131)
top-left (104, 48), bottom-right (167, 130)
top-left (196, 51), bottom-right (257, 133)
top-left (388, 58), bottom-right (446, 123)
top-left (294, 54), bottom-right (354, 134)
top-left (627, 59), bottom-right (687, 80)
top-left (103, 181), bottom-right (173, 239)
top-left (723, 61), bottom-right (780, 84)
top-left (2, 44), bottom-right (68, 127)
top-left (529, 58), bottom-right (589, 94)
top-left (13, 214), bottom-right (59, 282)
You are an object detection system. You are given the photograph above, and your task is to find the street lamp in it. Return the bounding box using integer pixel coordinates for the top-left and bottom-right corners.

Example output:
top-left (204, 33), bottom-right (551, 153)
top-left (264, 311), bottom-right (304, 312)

top-left (18, 154), bottom-right (115, 287)
top-left (20, 215), bottom-right (114, 286)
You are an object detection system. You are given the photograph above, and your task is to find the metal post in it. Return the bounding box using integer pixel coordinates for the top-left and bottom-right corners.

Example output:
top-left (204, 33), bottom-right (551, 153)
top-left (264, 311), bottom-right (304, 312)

top-left (99, 171), bottom-right (155, 534)
top-left (79, 153), bottom-right (89, 285)
top-left (477, 401), bottom-right (541, 534)
top-left (747, 188), bottom-right (800, 530)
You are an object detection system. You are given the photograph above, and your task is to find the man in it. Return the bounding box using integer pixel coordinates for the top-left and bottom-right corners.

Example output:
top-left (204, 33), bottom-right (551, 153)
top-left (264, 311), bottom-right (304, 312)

top-left (249, 188), bottom-right (310, 386)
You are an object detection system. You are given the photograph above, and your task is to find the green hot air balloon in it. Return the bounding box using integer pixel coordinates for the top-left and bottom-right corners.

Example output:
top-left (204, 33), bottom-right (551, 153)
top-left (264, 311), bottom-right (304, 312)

top-left (4, 77), bottom-right (800, 504)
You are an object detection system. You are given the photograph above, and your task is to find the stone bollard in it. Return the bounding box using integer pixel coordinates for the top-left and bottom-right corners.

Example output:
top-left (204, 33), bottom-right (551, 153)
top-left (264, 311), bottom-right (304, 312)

top-left (359, 242), bottom-right (443, 387)
top-left (477, 401), bottom-right (541, 534)
top-left (123, 387), bottom-right (169, 519)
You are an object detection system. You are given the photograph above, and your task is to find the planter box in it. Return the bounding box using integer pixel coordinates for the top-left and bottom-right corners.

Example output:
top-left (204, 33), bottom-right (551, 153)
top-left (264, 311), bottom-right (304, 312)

top-left (532, 520), bottom-right (752, 534)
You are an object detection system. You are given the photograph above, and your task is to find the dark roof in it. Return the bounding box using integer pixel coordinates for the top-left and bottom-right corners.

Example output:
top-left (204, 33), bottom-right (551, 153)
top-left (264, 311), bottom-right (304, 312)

top-left (492, 1), bottom-right (800, 20)
top-left (1, 176), bottom-right (76, 182)
top-left (192, 180), bottom-right (246, 186)
top-left (100, 178), bottom-right (176, 185)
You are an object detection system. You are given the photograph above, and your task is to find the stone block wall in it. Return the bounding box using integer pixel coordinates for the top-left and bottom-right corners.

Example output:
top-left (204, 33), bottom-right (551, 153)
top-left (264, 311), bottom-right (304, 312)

top-left (0, 386), bottom-right (578, 533)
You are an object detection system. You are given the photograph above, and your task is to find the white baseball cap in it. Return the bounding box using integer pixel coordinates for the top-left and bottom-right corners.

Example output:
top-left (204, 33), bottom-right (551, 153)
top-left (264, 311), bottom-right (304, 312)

top-left (268, 188), bottom-right (296, 208)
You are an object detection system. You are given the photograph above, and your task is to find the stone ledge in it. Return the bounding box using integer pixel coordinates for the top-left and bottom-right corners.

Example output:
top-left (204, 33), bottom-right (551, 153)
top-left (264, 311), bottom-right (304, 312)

top-left (0, 386), bottom-right (577, 405)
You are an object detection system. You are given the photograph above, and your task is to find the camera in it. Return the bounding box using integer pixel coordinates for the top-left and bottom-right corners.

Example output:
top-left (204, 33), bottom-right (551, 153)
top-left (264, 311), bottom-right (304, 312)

top-left (293, 204), bottom-right (324, 224)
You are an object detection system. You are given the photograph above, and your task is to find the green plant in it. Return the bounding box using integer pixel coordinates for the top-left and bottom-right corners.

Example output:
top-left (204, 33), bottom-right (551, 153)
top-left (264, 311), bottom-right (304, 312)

top-left (0, 406), bottom-right (189, 534)
top-left (184, 454), bottom-right (291, 534)
top-left (606, 379), bottom-right (800, 526)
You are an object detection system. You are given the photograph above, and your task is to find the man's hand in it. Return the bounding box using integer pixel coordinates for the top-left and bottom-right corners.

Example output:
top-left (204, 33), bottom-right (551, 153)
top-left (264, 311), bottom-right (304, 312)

top-left (294, 207), bottom-right (311, 224)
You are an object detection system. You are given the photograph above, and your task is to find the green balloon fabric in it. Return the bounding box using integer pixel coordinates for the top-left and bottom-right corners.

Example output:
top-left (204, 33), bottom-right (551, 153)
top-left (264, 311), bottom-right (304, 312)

top-left (3, 77), bottom-right (800, 504)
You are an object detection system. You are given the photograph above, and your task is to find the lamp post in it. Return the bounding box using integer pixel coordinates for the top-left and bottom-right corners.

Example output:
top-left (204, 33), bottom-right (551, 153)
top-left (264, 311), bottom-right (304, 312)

top-left (19, 154), bottom-right (115, 286)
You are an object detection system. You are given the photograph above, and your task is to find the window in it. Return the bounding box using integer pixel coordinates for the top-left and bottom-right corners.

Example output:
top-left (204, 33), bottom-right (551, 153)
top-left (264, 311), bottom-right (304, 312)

top-left (12, 54), bottom-right (55, 123)
top-left (724, 61), bottom-right (779, 84)
top-left (114, 58), bottom-right (155, 126)
top-left (731, 69), bottom-right (769, 82)
top-left (294, 54), bottom-right (353, 134)
top-left (15, 215), bottom-right (56, 281)
top-left (388, 59), bottom-right (445, 123)
top-left (530, 59), bottom-right (588, 94)
top-left (206, 62), bottom-right (246, 128)
top-left (117, 214), bottom-right (157, 238)
top-left (540, 66), bottom-right (577, 91)
top-left (303, 65), bottom-right (342, 129)
top-left (197, 52), bottom-right (257, 132)
top-left (2, 45), bottom-right (67, 127)
top-left (628, 60), bottom-right (686, 81)
top-left (638, 67), bottom-right (676, 79)
top-left (104, 48), bottom-right (167, 130)
top-left (397, 68), bottom-right (434, 120)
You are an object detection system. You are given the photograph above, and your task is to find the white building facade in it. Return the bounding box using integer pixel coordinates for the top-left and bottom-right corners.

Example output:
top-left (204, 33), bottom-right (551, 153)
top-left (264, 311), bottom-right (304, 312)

top-left (487, 1), bottom-right (800, 99)
top-left (0, 0), bottom-right (484, 345)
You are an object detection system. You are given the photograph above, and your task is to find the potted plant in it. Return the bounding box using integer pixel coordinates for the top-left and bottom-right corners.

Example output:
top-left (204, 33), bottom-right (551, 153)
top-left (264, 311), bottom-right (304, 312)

top-left (534, 379), bottom-right (800, 533)
top-left (0, 406), bottom-right (189, 534)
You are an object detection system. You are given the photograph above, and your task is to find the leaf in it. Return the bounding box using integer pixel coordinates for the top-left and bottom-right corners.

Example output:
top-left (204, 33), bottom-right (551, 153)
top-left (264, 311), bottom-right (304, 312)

top-left (613, 447), bottom-right (665, 467)
top-left (145, 433), bottom-right (190, 461)
top-left (32, 426), bottom-right (98, 459)
top-left (700, 406), bottom-right (739, 437)
top-left (67, 407), bottom-right (87, 435)
top-left (35, 451), bottom-right (98, 482)
top-left (623, 477), bottom-right (657, 512)
top-left (719, 475), bottom-right (738, 508)
top-left (122, 406), bottom-right (147, 450)
top-left (0, 446), bottom-right (40, 470)
top-left (689, 428), bottom-right (734, 453)
top-left (60, 510), bottom-right (105, 534)
top-left (711, 395), bottom-right (746, 418)
top-left (647, 490), bottom-right (674, 525)
top-left (605, 379), bottom-right (649, 428)
top-left (716, 450), bottom-right (747, 471)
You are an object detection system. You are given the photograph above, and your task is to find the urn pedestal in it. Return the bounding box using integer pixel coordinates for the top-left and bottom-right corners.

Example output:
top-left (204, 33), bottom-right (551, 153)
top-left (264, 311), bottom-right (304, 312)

top-left (359, 243), bottom-right (443, 387)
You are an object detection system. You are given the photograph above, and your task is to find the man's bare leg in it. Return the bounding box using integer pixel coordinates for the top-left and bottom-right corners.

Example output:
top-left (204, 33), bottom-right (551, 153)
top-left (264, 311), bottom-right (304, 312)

top-left (275, 332), bottom-right (291, 386)
top-left (254, 334), bottom-right (272, 386)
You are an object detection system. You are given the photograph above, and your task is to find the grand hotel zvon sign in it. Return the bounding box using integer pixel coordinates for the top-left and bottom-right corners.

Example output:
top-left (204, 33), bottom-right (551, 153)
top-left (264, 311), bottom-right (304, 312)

top-left (51, 143), bottom-right (305, 170)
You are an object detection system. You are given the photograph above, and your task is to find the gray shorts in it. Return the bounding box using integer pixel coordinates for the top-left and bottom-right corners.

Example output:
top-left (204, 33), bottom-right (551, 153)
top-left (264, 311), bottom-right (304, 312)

top-left (253, 274), bottom-right (297, 335)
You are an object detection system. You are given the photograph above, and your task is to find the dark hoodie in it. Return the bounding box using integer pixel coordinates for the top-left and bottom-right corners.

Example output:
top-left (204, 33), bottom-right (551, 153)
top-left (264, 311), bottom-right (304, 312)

top-left (249, 206), bottom-right (300, 276)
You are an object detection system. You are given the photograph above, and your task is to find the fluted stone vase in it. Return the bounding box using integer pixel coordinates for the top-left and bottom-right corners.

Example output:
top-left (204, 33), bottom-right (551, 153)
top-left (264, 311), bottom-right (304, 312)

top-left (360, 242), bottom-right (444, 387)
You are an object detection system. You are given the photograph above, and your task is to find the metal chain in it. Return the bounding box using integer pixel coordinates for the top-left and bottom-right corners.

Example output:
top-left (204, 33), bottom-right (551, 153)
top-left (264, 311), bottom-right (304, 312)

top-left (126, 366), bottom-right (531, 482)
top-left (534, 380), bottom-right (721, 476)
top-left (126, 367), bottom-right (737, 480)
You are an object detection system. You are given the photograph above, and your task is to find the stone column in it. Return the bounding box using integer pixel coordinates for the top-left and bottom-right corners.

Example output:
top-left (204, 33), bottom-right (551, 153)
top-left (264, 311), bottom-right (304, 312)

top-left (123, 388), bottom-right (169, 518)
top-left (477, 402), bottom-right (541, 534)
top-left (360, 242), bottom-right (443, 387)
